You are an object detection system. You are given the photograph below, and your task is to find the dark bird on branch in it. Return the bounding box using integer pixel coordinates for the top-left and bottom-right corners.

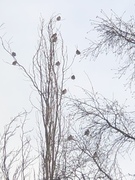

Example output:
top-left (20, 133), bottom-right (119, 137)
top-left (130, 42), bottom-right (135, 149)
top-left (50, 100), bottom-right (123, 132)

top-left (84, 129), bottom-right (89, 136)
top-left (52, 36), bottom-right (57, 43)
top-left (62, 89), bottom-right (67, 95)
top-left (12, 60), bottom-right (17, 65)
top-left (55, 61), bottom-right (60, 66)
top-left (71, 75), bottom-right (75, 80)
top-left (67, 135), bottom-right (74, 141)
top-left (56, 16), bottom-right (61, 21)
top-left (51, 33), bottom-right (57, 42)
top-left (12, 61), bottom-right (17, 66)
top-left (93, 151), bottom-right (97, 158)
top-left (51, 33), bottom-right (57, 38)
top-left (76, 49), bottom-right (81, 55)
top-left (11, 52), bottom-right (16, 57)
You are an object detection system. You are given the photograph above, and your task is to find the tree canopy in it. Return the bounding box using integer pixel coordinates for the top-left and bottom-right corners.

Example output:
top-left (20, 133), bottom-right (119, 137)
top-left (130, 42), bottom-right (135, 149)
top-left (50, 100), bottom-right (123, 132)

top-left (1, 12), bottom-right (135, 180)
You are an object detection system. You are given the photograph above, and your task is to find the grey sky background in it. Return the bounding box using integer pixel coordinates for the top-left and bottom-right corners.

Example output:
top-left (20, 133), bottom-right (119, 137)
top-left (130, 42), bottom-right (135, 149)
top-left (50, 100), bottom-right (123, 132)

top-left (0, 0), bottom-right (135, 177)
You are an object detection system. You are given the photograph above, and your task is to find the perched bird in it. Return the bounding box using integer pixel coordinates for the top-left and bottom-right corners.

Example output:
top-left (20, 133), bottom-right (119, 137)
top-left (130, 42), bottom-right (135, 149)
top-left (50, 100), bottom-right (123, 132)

top-left (51, 33), bottom-right (57, 38)
top-left (67, 135), bottom-right (74, 141)
top-left (76, 49), bottom-right (81, 55)
top-left (84, 129), bottom-right (89, 136)
top-left (52, 36), bottom-right (57, 43)
top-left (12, 60), bottom-right (17, 65)
top-left (93, 152), bottom-right (97, 158)
top-left (71, 75), bottom-right (75, 80)
top-left (51, 33), bottom-right (57, 43)
top-left (55, 61), bottom-right (60, 66)
top-left (62, 89), bottom-right (67, 95)
top-left (11, 52), bottom-right (16, 57)
top-left (56, 16), bottom-right (61, 21)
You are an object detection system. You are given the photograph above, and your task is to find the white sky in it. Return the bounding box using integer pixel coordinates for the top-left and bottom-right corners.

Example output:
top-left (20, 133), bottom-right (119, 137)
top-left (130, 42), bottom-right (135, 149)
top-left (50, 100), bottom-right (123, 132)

top-left (0, 0), bottom-right (135, 117)
top-left (0, 0), bottom-right (135, 178)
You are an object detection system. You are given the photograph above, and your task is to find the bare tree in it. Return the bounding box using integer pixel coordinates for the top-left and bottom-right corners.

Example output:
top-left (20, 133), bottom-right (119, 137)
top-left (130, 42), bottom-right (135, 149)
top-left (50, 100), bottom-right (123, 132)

top-left (0, 111), bottom-right (37, 180)
top-left (83, 11), bottom-right (135, 88)
top-left (1, 15), bottom-right (77, 180)
top-left (3, 12), bottom-right (131, 180)
top-left (69, 11), bottom-right (135, 179)
top-left (70, 89), bottom-right (135, 179)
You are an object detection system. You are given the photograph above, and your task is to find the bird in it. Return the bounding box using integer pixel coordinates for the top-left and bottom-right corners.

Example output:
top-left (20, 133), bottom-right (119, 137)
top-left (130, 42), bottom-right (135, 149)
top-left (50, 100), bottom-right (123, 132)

top-left (84, 129), bottom-right (89, 136)
top-left (56, 16), bottom-right (61, 21)
top-left (71, 75), bottom-right (75, 80)
top-left (51, 33), bottom-right (57, 43)
top-left (12, 60), bottom-right (17, 65)
top-left (93, 152), bottom-right (97, 158)
top-left (62, 89), bottom-right (67, 95)
top-left (52, 36), bottom-right (57, 43)
top-left (55, 61), bottom-right (60, 66)
top-left (76, 49), bottom-right (81, 55)
top-left (51, 33), bottom-right (57, 38)
top-left (11, 52), bottom-right (16, 57)
top-left (67, 135), bottom-right (74, 141)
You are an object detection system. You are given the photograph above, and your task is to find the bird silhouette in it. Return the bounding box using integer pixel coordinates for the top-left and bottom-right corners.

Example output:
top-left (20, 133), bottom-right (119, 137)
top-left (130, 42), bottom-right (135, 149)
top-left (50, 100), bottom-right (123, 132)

top-left (51, 33), bottom-right (57, 42)
top-left (12, 52), bottom-right (16, 57)
top-left (56, 16), bottom-right (61, 21)
top-left (71, 75), bottom-right (75, 80)
top-left (52, 37), bottom-right (57, 42)
top-left (93, 152), bottom-right (97, 158)
top-left (55, 61), bottom-right (60, 66)
top-left (62, 89), bottom-right (67, 95)
top-left (67, 135), bottom-right (74, 141)
top-left (12, 60), bottom-right (17, 65)
top-left (84, 129), bottom-right (89, 136)
top-left (76, 49), bottom-right (81, 55)
top-left (51, 33), bottom-right (57, 38)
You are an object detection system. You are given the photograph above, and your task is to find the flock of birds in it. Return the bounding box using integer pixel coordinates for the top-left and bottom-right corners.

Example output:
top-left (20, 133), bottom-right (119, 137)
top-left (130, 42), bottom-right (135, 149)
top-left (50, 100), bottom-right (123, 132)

top-left (10, 16), bottom-right (88, 141)
top-left (11, 48), bottom-right (80, 96)
top-left (67, 129), bottom-right (90, 142)
top-left (11, 15), bottom-right (81, 97)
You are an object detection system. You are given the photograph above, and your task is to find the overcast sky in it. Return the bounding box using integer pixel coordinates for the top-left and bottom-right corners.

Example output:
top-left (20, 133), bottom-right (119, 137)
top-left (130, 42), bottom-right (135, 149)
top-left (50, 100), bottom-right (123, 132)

top-left (0, 0), bottom-right (134, 117)
top-left (0, 0), bottom-right (135, 177)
